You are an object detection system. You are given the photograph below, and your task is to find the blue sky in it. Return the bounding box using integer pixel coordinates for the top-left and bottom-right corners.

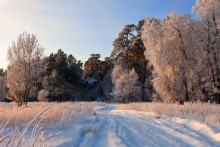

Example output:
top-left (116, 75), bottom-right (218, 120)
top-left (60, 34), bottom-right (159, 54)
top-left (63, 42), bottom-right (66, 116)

top-left (0, 0), bottom-right (195, 69)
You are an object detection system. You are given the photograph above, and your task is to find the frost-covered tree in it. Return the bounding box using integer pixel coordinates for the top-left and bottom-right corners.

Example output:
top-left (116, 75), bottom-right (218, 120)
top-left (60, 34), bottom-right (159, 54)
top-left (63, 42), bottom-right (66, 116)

top-left (0, 77), bottom-right (7, 101)
top-left (7, 32), bottom-right (45, 106)
top-left (193, 0), bottom-right (220, 103)
top-left (142, 13), bottom-right (204, 103)
top-left (111, 64), bottom-right (141, 103)
top-left (193, 0), bottom-right (220, 25)
top-left (141, 2), bottom-right (220, 103)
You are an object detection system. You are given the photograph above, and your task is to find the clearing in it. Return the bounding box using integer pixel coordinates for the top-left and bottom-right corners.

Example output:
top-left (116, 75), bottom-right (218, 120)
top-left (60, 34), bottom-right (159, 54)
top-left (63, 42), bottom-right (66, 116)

top-left (58, 105), bottom-right (220, 147)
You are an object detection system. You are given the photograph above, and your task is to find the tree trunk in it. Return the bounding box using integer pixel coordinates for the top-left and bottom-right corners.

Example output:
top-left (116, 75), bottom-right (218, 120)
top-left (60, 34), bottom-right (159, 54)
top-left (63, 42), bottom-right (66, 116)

top-left (183, 79), bottom-right (189, 102)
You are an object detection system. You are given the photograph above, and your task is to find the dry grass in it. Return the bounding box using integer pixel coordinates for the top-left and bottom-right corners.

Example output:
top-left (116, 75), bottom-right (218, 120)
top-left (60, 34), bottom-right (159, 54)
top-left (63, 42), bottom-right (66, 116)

top-left (0, 102), bottom-right (104, 146)
top-left (118, 102), bottom-right (220, 126)
top-left (0, 102), bottom-right (102, 127)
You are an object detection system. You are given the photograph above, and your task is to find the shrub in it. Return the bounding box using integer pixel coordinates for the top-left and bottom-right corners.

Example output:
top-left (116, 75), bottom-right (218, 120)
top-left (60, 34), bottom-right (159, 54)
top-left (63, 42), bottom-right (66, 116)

top-left (37, 90), bottom-right (49, 102)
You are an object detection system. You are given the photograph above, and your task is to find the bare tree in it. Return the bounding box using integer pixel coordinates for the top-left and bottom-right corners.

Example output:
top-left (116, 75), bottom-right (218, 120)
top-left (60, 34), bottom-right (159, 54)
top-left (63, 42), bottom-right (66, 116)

top-left (7, 32), bottom-right (45, 106)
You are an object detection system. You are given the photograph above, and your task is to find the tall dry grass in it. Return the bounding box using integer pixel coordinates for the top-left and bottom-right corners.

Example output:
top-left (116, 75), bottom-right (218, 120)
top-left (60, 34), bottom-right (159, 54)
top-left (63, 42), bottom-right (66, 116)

top-left (0, 102), bottom-right (103, 146)
top-left (0, 102), bottom-right (100, 127)
top-left (118, 102), bottom-right (220, 126)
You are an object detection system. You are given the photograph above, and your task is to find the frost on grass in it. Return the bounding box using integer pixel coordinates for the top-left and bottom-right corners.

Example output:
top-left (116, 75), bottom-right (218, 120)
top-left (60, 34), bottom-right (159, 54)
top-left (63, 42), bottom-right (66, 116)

top-left (0, 102), bottom-right (99, 127)
top-left (117, 102), bottom-right (220, 127)
top-left (0, 102), bottom-right (102, 146)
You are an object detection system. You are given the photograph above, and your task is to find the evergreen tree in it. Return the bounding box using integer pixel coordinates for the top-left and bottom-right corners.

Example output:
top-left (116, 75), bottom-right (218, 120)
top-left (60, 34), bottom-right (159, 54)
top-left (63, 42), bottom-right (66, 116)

top-left (111, 21), bottom-right (153, 101)
top-left (42, 49), bottom-right (83, 101)
top-left (0, 69), bottom-right (6, 77)
top-left (84, 54), bottom-right (111, 81)
top-left (0, 77), bottom-right (7, 101)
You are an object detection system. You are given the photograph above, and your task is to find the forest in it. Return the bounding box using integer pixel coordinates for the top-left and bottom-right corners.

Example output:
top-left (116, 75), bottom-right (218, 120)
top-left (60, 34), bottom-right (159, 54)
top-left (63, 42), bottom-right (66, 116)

top-left (0, 0), bottom-right (220, 106)
top-left (1, 1), bottom-right (220, 146)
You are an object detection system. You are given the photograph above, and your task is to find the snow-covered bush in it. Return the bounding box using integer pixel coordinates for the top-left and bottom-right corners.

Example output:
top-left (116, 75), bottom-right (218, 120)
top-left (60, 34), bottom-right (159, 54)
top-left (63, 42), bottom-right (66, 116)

top-left (85, 77), bottom-right (98, 89)
top-left (37, 90), bottom-right (49, 101)
top-left (112, 66), bottom-right (142, 103)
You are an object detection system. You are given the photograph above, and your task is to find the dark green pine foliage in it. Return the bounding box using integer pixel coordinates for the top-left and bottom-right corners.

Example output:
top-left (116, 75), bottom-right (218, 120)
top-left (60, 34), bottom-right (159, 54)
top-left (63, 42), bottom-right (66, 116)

top-left (0, 68), bottom-right (6, 77)
top-left (43, 49), bottom-right (83, 100)
top-left (83, 54), bottom-right (111, 81)
top-left (111, 20), bottom-right (153, 102)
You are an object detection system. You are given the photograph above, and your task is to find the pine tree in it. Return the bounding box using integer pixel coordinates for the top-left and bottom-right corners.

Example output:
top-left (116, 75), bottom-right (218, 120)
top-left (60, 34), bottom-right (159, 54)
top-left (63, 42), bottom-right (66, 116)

top-left (42, 49), bottom-right (83, 100)
top-left (111, 21), bottom-right (153, 101)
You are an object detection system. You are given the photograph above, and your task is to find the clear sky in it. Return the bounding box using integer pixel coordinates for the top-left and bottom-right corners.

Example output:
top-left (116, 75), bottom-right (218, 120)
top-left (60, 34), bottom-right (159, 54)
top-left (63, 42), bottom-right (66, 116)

top-left (0, 0), bottom-right (195, 69)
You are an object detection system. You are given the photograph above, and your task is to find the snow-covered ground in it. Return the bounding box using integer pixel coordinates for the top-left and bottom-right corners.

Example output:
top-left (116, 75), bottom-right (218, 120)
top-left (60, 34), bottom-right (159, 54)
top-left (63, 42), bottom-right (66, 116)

top-left (2, 104), bottom-right (219, 146)
top-left (56, 105), bottom-right (220, 147)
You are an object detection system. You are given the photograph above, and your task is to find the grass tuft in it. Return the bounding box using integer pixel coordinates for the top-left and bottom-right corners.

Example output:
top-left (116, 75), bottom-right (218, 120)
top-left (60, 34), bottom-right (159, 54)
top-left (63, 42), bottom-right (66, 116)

top-left (0, 102), bottom-right (103, 146)
top-left (118, 102), bottom-right (220, 126)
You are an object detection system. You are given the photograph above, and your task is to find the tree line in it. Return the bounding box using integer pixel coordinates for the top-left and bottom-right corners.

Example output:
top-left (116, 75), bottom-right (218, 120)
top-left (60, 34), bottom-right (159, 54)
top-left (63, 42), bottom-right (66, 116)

top-left (0, 0), bottom-right (219, 106)
top-left (111, 0), bottom-right (220, 104)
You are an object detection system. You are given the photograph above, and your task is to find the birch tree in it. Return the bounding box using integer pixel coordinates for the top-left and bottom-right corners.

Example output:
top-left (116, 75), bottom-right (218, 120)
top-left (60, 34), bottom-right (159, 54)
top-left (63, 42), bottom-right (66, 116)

top-left (193, 0), bottom-right (220, 103)
top-left (142, 13), bottom-right (204, 103)
top-left (7, 32), bottom-right (45, 106)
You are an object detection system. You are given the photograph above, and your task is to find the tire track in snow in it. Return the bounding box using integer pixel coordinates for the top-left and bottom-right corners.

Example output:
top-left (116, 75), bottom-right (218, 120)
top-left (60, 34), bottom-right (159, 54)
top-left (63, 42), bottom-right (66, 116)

top-left (112, 114), bottom-right (187, 147)
top-left (58, 105), bottom-right (220, 147)
top-left (112, 111), bottom-right (218, 146)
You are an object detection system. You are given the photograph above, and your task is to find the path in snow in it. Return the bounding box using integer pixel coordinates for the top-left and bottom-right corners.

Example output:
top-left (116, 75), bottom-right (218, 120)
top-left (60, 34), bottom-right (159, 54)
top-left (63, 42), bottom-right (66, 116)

top-left (58, 105), bottom-right (220, 147)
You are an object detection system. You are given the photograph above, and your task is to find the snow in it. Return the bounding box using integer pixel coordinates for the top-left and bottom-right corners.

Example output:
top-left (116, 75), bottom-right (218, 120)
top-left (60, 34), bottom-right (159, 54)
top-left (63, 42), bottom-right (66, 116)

top-left (85, 78), bottom-right (98, 85)
top-left (55, 105), bottom-right (220, 147)
top-left (3, 104), bottom-right (220, 146)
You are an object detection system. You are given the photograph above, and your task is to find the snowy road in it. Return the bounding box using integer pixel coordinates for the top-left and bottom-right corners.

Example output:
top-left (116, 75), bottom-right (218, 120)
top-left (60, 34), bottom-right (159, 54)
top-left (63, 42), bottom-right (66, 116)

top-left (58, 105), bottom-right (220, 147)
